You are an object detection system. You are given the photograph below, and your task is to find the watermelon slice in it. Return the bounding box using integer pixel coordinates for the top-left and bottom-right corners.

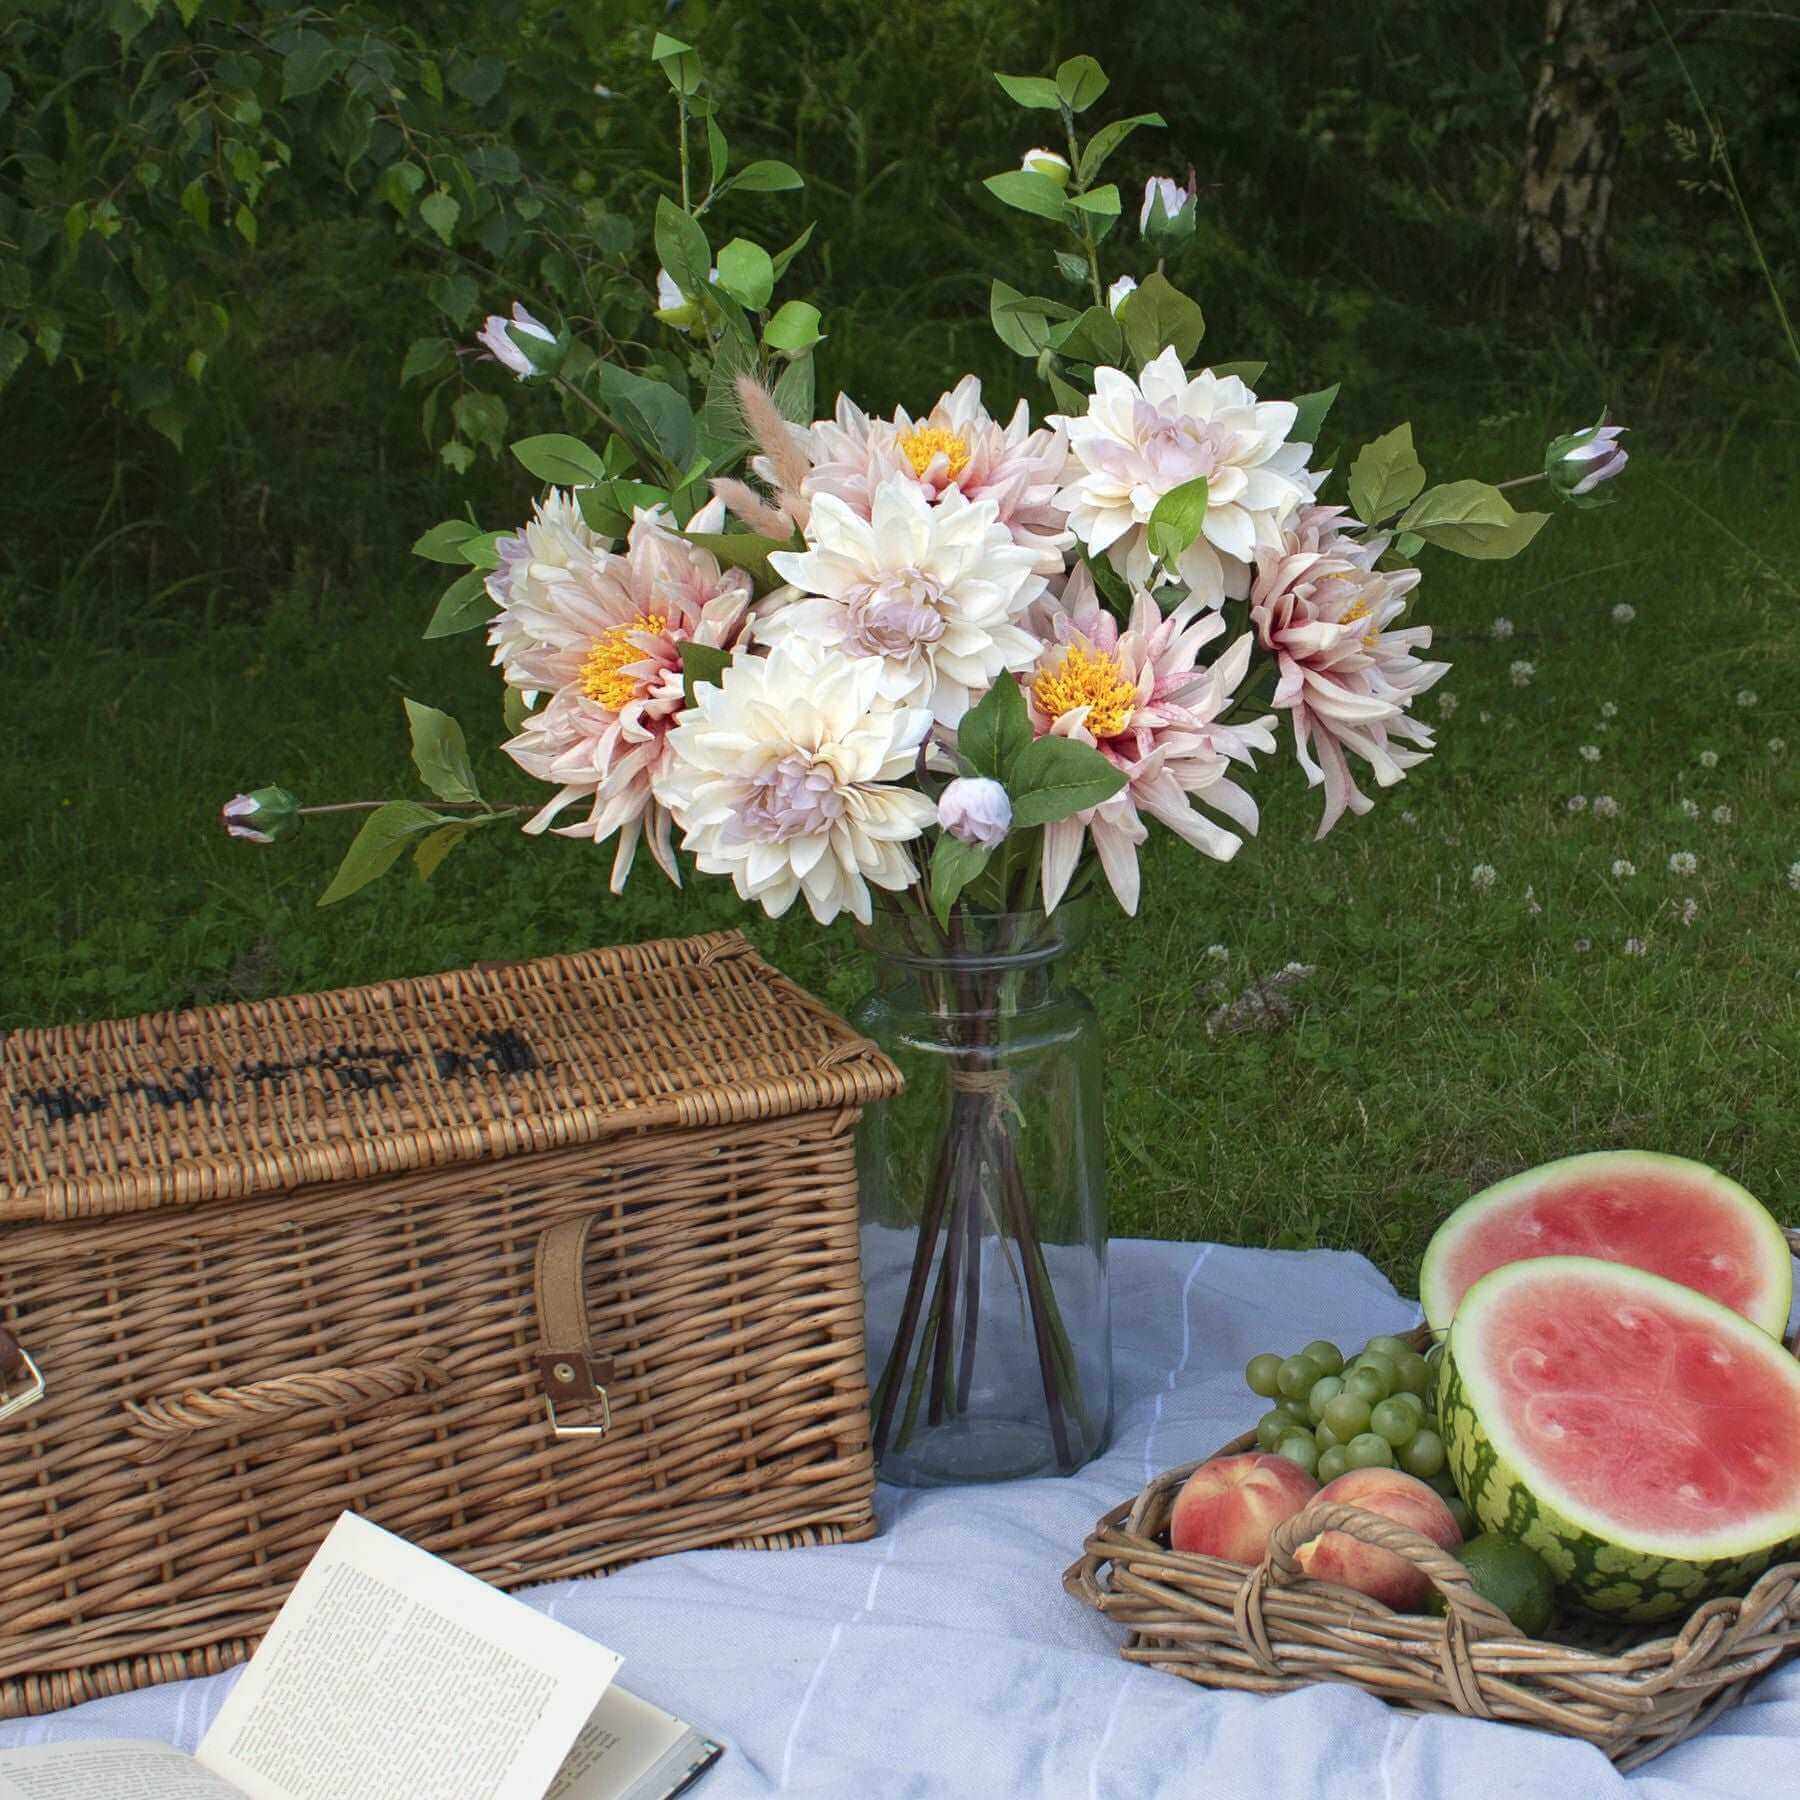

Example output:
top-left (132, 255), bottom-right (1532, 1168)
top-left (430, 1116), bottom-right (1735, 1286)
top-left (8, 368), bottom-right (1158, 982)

top-left (1421, 1151), bottom-right (1791, 1339)
top-left (1440, 1256), bottom-right (1800, 1621)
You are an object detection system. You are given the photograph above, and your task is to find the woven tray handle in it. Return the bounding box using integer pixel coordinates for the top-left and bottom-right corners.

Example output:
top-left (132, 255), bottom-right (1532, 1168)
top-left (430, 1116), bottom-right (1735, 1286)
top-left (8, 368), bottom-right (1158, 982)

top-left (122, 1354), bottom-right (446, 1464)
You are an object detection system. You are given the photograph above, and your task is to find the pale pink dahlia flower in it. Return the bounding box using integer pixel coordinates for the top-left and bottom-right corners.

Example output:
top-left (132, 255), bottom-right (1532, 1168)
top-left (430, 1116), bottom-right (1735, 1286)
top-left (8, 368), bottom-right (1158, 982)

top-left (799, 376), bottom-right (1073, 573)
top-left (1249, 504), bottom-right (1449, 838)
top-left (1053, 349), bottom-right (1311, 606)
top-left (1023, 571), bottom-right (1275, 915)
top-left (488, 500), bottom-right (751, 890)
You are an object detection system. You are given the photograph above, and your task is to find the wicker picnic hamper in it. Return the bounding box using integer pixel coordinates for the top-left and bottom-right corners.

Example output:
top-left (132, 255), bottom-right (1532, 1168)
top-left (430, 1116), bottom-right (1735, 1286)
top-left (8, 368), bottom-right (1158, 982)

top-left (1067, 1304), bottom-right (1800, 1770)
top-left (0, 930), bottom-right (899, 1720)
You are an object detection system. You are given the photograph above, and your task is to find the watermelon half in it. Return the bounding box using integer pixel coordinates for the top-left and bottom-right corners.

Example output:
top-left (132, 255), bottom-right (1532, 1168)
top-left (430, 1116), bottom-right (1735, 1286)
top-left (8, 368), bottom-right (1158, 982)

top-left (1440, 1256), bottom-right (1800, 1621)
top-left (1421, 1151), bottom-right (1791, 1340)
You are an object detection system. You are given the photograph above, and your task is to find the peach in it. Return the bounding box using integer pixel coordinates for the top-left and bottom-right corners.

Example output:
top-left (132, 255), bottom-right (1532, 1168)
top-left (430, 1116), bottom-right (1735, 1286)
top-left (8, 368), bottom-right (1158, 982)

top-left (1294, 1466), bottom-right (1463, 1610)
top-left (1170, 1453), bottom-right (1321, 1566)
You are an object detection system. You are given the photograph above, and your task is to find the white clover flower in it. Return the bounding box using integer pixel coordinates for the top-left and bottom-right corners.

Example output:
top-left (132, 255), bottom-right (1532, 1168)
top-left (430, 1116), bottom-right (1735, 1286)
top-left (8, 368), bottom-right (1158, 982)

top-left (1769, 738), bottom-right (1787, 756)
top-left (1737, 690), bottom-right (1760, 708)
top-left (1204, 943), bottom-right (1230, 963)
top-left (1611, 603), bottom-right (1636, 625)
top-left (1478, 709), bottom-right (1493, 724)
top-left (1574, 937), bottom-right (1592, 953)
top-left (1711, 804), bottom-right (1733, 826)
top-left (1680, 897), bottom-right (1700, 926)
top-left (1400, 809), bottom-right (1419, 828)
top-left (1669, 851), bottom-right (1698, 876)
top-left (1593, 795), bottom-right (1619, 818)
top-left (1524, 884), bottom-right (1542, 916)
top-left (1680, 797), bottom-right (1702, 820)
top-left (1601, 701), bottom-right (1618, 719)
top-left (1579, 744), bottom-right (1600, 763)
top-left (1491, 617), bottom-right (1515, 641)
top-left (1611, 858), bottom-right (1636, 878)
top-left (1699, 749), bottom-right (1719, 769)
top-left (1623, 936), bottom-right (1648, 956)
top-left (1510, 660), bottom-right (1535, 687)
top-left (1470, 863), bottom-right (1498, 893)
top-left (1788, 861), bottom-right (1800, 893)
top-left (1566, 795), bottom-right (1588, 813)
top-left (936, 776), bottom-right (1012, 849)
top-left (1438, 691), bottom-right (1459, 717)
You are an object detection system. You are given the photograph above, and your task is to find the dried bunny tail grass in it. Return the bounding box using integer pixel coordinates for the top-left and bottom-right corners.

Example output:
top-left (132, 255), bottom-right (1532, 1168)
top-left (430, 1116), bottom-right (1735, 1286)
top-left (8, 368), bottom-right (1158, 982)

top-left (710, 476), bottom-right (794, 540)
top-left (735, 375), bottom-right (812, 529)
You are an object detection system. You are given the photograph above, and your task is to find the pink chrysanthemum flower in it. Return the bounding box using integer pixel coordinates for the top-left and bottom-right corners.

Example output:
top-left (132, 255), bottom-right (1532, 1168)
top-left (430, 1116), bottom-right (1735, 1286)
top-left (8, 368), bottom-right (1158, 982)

top-left (487, 499), bottom-right (751, 890)
top-left (1021, 569), bottom-right (1275, 915)
top-left (798, 376), bottom-right (1073, 573)
top-left (1249, 504), bottom-right (1449, 838)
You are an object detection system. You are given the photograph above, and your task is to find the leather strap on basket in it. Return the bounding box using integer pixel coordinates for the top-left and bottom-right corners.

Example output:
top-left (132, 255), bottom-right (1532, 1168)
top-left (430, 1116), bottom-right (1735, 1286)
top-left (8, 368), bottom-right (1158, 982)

top-left (534, 1216), bottom-right (615, 1438)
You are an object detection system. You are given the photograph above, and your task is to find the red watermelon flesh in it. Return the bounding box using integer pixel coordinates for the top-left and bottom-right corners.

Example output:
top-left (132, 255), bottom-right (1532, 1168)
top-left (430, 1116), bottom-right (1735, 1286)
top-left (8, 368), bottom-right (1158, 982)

top-left (1475, 1263), bottom-right (1800, 1540)
top-left (1421, 1151), bottom-right (1792, 1339)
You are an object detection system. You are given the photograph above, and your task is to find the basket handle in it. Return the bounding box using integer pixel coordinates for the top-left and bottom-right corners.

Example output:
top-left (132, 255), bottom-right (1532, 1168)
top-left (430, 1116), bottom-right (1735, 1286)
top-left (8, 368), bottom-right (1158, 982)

top-left (534, 1215), bottom-right (616, 1439)
top-left (122, 1354), bottom-right (447, 1464)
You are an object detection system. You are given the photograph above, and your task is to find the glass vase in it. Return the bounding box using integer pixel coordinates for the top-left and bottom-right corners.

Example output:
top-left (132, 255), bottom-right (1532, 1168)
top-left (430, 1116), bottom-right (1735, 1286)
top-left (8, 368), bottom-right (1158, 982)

top-left (851, 902), bottom-right (1112, 1486)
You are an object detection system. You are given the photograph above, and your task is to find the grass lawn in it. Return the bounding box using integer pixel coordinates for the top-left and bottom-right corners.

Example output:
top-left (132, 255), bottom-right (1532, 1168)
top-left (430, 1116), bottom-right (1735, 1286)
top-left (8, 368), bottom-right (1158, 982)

top-left (8, 423), bottom-right (1798, 1291)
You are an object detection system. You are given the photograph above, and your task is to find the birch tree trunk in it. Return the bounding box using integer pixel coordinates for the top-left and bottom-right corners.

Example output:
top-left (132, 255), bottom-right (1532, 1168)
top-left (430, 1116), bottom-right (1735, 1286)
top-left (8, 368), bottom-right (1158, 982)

top-left (1517, 0), bottom-right (1640, 315)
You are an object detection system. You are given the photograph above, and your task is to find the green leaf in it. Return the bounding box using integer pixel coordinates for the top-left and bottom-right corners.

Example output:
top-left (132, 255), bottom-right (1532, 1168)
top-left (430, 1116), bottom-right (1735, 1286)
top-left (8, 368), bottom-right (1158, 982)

top-left (730, 160), bottom-right (804, 192)
top-left (956, 673), bottom-right (1031, 782)
top-left (1055, 54), bottom-right (1109, 111)
top-left (982, 169), bottom-right (1068, 224)
top-left (682, 530), bottom-right (790, 593)
top-left (680, 641), bottom-right (732, 706)
top-left (707, 117), bottom-right (729, 189)
top-left (763, 300), bottom-right (823, 353)
top-left (715, 238), bottom-right (775, 312)
top-left (931, 834), bottom-right (994, 929)
top-left (1209, 360), bottom-right (1267, 385)
top-left (770, 221), bottom-right (815, 280)
top-left (1047, 369), bottom-right (1089, 414)
top-left (281, 30), bottom-right (338, 99)
top-left (989, 280), bottom-right (1052, 359)
top-left (594, 365), bottom-right (696, 470)
top-left (503, 686), bottom-right (534, 735)
top-left (403, 699), bottom-right (481, 804)
top-left (577, 479), bottom-right (669, 535)
top-left (1078, 113), bottom-right (1166, 187)
top-left (449, 55), bottom-right (505, 104)
top-left (1008, 736), bottom-right (1128, 828)
top-left (993, 72), bottom-right (1063, 109)
top-left (0, 329), bottom-right (28, 394)
top-left (511, 433), bottom-right (609, 486)
top-left (412, 519), bottom-right (482, 564)
top-left (996, 293), bottom-right (1079, 322)
top-left (453, 391), bottom-right (506, 455)
top-left (1145, 476), bottom-right (1210, 571)
top-left (1065, 184), bottom-right (1121, 218)
top-left (773, 349), bottom-right (814, 425)
top-left (1289, 381), bottom-right (1340, 444)
top-left (1049, 305), bottom-right (1123, 366)
top-left (423, 569), bottom-right (493, 639)
top-left (654, 196), bottom-right (712, 297)
top-left (318, 803), bottom-right (447, 906)
top-left (650, 32), bottom-right (701, 94)
top-left (1116, 271), bottom-right (1205, 368)
top-left (401, 336), bottom-right (453, 384)
top-left (413, 820), bottom-right (485, 882)
top-left (426, 272), bottom-right (478, 327)
top-left (419, 190), bottom-right (460, 245)
top-left (1347, 423), bottom-right (1427, 525)
top-left (1398, 481), bottom-right (1550, 559)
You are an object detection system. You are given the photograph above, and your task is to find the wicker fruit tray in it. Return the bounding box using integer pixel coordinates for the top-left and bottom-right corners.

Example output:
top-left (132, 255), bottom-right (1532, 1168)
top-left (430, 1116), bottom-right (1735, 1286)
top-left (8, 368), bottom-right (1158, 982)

top-left (1066, 1312), bottom-right (1800, 1769)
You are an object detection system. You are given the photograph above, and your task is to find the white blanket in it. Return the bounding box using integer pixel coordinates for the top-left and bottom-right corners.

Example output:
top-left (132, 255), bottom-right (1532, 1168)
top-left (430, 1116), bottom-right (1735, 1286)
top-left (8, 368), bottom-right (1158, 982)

top-left (3, 1240), bottom-right (1794, 1798)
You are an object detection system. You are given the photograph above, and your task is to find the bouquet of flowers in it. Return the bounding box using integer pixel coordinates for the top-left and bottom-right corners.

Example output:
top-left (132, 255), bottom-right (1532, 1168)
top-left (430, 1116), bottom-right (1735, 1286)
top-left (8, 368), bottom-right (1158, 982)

top-left (228, 45), bottom-right (1625, 1480)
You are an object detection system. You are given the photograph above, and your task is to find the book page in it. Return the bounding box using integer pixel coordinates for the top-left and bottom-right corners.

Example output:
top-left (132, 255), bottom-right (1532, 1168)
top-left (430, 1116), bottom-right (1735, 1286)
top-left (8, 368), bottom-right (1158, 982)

top-left (0, 1740), bottom-right (246, 1799)
top-left (197, 1514), bottom-right (621, 1800)
top-left (547, 1689), bottom-right (709, 1800)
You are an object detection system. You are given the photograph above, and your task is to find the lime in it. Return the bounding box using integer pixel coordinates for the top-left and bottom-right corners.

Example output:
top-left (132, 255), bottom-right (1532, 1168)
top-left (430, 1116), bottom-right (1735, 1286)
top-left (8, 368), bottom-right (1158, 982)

top-left (1435, 1533), bottom-right (1557, 1637)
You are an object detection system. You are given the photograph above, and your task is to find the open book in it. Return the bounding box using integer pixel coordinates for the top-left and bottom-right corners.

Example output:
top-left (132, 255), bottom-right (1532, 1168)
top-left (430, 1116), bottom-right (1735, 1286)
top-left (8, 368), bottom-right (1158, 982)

top-left (0, 1515), bottom-right (722, 1800)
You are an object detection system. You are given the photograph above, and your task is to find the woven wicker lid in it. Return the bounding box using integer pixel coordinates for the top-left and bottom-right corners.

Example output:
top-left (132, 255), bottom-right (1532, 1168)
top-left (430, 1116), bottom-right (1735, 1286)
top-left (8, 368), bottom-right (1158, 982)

top-left (1, 931), bottom-right (899, 1223)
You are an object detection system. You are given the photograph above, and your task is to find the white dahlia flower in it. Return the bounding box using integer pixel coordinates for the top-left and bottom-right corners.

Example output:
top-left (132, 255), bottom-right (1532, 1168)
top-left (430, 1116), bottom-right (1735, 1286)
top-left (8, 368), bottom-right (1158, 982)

top-left (655, 642), bottom-right (935, 925)
top-left (1052, 348), bottom-right (1310, 605)
top-left (762, 479), bottom-right (1046, 727)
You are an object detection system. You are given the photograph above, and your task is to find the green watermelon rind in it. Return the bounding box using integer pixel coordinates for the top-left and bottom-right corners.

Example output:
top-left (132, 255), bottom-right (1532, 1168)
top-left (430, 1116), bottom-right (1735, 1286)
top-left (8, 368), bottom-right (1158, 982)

top-left (1420, 1150), bottom-right (1792, 1340)
top-left (1439, 1257), bottom-right (1800, 1624)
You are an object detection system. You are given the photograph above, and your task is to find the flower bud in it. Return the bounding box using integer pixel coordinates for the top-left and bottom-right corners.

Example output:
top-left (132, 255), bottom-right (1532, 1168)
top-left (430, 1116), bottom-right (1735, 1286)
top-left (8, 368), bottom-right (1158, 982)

top-left (937, 776), bottom-right (1012, 850)
top-left (654, 266), bottom-right (713, 332)
top-left (1545, 416), bottom-right (1629, 507)
top-left (1107, 274), bottom-right (1138, 316)
top-left (220, 787), bottom-right (302, 846)
top-left (1021, 147), bottom-right (1071, 188)
top-left (1139, 175), bottom-right (1196, 241)
top-left (475, 303), bottom-right (554, 380)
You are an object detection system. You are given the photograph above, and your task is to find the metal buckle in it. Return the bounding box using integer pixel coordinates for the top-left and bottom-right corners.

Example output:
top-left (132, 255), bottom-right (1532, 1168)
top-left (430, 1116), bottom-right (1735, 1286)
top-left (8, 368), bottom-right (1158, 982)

top-left (545, 1387), bottom-right (610, 1439)
top-left (0, 1348), bottom-right (44, 1425)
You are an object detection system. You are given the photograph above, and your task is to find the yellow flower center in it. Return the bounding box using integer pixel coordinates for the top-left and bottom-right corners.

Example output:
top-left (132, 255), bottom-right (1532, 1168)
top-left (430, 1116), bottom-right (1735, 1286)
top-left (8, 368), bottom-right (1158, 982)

top-left (1031, 645), bottom-right (1138, 739)
top-left (896, 424), bottom-right (972, 480)
top-left (1337, 596), bottom-right (1382, 649)
top-left (580, 614), bottom-right (668, 710)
